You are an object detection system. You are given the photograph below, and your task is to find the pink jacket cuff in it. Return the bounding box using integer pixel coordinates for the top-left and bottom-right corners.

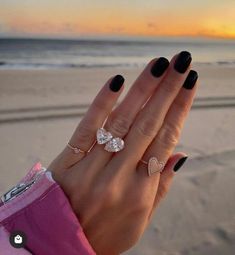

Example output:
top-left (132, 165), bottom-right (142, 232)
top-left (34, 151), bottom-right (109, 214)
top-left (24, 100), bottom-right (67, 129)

top-left (0, 162), bottom-right (96, 255)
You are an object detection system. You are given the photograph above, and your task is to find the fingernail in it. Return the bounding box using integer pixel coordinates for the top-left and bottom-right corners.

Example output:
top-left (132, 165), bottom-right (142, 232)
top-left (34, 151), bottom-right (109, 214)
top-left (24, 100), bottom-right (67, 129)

top-left (183, 70), bottom-right (198, 90)
top-left (173, 156), bottom-right (188, 172)
top-left (151, 57), bottom-right (169, 77)
top-left (174, 51), bottom-right (192, 73)
top-left (109, 75), bottom-right (125, 92)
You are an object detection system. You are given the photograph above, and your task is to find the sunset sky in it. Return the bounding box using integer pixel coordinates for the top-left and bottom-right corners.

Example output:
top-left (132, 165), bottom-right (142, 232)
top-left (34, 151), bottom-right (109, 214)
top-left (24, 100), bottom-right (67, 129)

top-left (0, 0), bottom-right (235, 39)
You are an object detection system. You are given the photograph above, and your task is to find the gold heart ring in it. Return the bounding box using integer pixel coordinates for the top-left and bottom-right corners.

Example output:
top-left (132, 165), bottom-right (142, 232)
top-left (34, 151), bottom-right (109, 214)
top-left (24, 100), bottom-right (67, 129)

top-left (67, 143), bottom-right (87, 155)
top-left (140, 157), bottom-right (165, 176)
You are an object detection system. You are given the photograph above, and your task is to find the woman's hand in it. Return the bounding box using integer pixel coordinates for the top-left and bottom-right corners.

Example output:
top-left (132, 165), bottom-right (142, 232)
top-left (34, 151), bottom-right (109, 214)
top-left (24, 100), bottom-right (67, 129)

top-left (48, 51), bottom-right (198, 255)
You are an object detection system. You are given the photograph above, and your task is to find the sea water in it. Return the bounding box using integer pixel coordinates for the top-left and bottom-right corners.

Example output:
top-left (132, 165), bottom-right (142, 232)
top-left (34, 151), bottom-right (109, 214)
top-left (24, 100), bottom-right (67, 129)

top-left (0, 37), bottom-right (235, 70)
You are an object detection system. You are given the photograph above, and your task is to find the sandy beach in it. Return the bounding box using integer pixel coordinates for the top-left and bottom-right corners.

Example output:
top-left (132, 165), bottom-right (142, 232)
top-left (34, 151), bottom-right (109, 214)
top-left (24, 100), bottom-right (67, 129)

top-left (0, 64), bottom-right (235, 254)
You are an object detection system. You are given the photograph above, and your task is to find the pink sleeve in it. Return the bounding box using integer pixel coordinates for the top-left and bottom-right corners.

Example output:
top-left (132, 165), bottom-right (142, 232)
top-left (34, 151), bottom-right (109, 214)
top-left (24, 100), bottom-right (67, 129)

top-left (0, 163), bottom-right (96, 255)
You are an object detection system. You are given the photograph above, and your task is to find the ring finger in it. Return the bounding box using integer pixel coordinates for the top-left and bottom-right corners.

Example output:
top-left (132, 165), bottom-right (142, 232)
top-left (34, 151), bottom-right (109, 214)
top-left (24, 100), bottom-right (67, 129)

top-left (138, 70), bottom-right (198, 182)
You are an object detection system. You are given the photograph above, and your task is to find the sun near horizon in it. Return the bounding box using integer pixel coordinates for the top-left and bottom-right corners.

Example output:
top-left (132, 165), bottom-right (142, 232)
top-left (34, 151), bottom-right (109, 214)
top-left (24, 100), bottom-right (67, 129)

top-left (0, 0), bottom-right (235, 40)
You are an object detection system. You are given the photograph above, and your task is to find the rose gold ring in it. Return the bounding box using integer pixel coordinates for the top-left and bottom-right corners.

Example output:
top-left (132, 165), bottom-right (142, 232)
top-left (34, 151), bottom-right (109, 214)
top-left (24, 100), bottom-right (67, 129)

top-left (67, 143), bottom-right (87, 155)
top-left (140, 159), bottom-right (148, 165)
top-left (140, 157), bottom-right (165, 176)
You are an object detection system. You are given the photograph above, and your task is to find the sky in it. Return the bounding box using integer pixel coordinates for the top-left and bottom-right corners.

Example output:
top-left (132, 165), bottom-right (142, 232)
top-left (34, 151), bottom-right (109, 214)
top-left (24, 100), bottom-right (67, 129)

top-left (0, 0), bottom-right (235, 39)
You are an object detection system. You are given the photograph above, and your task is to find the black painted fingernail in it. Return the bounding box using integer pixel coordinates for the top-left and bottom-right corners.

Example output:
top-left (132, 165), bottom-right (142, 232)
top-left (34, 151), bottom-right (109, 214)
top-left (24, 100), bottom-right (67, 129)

top-left (151, 57), bottom-right (169, 77)
top-left (174, 51), bottom-right (192, 73)
top-left (183, 70), bottom-right (198, 90)
top-left (174, 156), bottom-right (188, 172)
top-left (109, 75), bottom-right (125, 92)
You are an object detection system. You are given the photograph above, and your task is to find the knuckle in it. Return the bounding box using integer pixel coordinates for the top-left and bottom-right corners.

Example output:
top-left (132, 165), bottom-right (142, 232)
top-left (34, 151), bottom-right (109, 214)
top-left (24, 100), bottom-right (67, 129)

top-left (93, 97), bottom-right (107, 111)
top-left (160, 78), bottom-right (179, 95)
top-left (136, 81), bottom-right (148, 95)
top-left (136, 115), bottom-right (158, 138)
top-left (77, 122), bottom-right (94, 143)
top-left (174, 99), bottom-right (190, 113)
top-left (107, 115), bottom-right (130, 137)
top-left (158, 122), bottom-right (180, 147)
top-left (157, 183), bottom-right (169, 200)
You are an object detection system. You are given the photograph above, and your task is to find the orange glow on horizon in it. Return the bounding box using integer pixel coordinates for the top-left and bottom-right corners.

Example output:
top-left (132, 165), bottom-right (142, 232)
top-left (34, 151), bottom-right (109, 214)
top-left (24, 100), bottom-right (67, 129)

top-left (7, 19), bottom-right (235, 40)
top-left (1, 2), bottom-right (235, 39)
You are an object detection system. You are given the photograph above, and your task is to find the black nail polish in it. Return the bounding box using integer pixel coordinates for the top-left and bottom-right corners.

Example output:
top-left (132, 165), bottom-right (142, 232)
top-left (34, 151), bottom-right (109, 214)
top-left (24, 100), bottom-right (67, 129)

top-left (109, 75), bottom-right (125, 92)
top-left (183, 70), bottom-right (198, 90)
top-left (174, 156), bottom-right (188, 172)
top-left (151, 57), bottom-right (169, 77)
top-left (174, 51), bottom-right (192, 73)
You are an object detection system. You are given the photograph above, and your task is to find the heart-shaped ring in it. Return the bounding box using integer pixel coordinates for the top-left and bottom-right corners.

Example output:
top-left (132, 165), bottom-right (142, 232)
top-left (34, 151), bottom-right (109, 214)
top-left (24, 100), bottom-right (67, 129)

top-left (96, 128), bottom-right (113, 144)
top-left (140, 157), bottom-right (165, 176)
top-left (104, 137), bottom-right (125, 152)
top-left (96, 128), bottom-right (125, 152)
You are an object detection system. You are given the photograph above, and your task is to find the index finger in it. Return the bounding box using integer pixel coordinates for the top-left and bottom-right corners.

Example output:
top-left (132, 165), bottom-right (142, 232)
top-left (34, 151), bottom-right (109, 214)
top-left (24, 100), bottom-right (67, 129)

top-left (50, 75), bottom-right (125, 170)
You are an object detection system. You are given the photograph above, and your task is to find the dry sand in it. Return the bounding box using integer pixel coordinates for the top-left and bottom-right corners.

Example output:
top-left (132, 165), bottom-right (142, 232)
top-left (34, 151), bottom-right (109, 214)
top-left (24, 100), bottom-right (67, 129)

top-left (0, 64), bottom-right (235, 254)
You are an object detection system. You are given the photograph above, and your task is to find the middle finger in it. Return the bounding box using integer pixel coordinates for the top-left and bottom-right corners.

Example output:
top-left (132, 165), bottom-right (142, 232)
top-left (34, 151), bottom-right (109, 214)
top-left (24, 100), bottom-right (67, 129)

top-left (82, 57), bottom-right (170, 171)
top-left (111, 51), bottom-right (192, 170)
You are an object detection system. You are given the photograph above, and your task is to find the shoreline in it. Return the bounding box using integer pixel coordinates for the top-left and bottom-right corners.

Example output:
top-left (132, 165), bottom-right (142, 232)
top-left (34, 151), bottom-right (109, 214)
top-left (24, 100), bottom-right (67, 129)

top-left (0, 65), bottom-right (235, 110)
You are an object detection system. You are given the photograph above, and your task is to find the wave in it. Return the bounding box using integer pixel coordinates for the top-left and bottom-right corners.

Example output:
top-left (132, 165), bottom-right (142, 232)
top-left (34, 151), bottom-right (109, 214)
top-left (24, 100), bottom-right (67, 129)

top-left (0, 61), bottom-right (143, 70)
top-left (216, 60), bottom-right (235, 65)
top-left (0, 60), bottom-right (235, 70)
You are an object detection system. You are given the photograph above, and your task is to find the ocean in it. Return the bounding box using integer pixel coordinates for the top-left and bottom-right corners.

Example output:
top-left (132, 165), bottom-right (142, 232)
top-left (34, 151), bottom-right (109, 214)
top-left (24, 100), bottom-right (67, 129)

top-left (0, 37), bottom-right (235, 70)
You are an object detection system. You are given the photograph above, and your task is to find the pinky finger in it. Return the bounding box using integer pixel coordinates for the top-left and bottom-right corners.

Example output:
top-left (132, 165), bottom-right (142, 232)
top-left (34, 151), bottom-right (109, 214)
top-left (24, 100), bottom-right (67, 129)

top-left (150, 152), bottom-right (188, 217)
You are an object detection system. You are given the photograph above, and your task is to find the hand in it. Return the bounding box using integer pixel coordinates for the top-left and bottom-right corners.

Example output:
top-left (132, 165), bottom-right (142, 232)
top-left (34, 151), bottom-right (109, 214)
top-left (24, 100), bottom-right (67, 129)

top-left (48, 51), bottom-right (198, 255)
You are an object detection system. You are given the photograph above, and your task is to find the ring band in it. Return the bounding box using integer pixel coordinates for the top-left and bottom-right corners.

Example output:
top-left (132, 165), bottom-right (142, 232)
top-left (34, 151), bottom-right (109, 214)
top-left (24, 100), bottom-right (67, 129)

top-left (140, 159), bottom-right (148, 165)
top-left (67, 143), bottom-right (87, 155)
top-left (140, 157), bottom-right (165, 176)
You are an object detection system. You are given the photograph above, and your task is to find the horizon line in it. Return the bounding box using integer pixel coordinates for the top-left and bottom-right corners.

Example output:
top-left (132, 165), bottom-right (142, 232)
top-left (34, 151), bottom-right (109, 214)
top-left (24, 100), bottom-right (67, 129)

top-left (1, 34), bottom-right (235, 42)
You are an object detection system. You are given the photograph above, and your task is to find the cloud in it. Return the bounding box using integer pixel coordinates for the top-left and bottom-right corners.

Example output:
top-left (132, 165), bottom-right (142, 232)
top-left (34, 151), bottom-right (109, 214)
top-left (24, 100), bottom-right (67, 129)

top-left (147, 22), bottom-right (158, 29)
top-left (108, 26), bottom-right (125, 33)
